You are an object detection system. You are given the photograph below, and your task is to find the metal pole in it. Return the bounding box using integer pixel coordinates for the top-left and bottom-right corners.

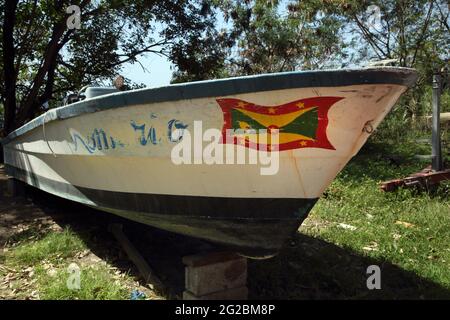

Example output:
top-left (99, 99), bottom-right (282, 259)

top-left (431, 73), bottom-right (442, 171)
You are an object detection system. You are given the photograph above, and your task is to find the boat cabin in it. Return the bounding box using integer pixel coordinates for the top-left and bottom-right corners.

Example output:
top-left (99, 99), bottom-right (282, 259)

top-left (64, 86), bottom-right (118, 105)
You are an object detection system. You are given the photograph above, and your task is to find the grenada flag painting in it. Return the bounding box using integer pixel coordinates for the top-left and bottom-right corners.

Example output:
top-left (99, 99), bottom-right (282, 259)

top-left (216, 96), bottom-right (344, 151)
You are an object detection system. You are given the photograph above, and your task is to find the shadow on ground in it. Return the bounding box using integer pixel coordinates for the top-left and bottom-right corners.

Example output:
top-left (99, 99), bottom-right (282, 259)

top-left (248, 233), bottom-right (450, 299)
top-left (5, 185), bottom-right (450, 300)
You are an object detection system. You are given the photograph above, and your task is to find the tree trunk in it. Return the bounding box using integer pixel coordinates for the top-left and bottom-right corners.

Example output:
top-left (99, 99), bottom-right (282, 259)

top-left (2, 0), bottom-right (19, 134)
top-left (15, 24), bottom-right (66, 127)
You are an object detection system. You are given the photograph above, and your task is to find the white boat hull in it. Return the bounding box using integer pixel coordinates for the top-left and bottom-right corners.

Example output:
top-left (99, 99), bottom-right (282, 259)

top-left (2, 68), bottom-right (417, 257)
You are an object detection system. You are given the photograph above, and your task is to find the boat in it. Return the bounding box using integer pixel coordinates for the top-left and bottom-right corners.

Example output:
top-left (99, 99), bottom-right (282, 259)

top-left (1, 67), bottom-right (417, 258)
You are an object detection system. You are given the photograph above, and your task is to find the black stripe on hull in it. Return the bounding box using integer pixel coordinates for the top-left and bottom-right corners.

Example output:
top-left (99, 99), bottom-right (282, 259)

top-left (5, 164), bottom-right (318, 258)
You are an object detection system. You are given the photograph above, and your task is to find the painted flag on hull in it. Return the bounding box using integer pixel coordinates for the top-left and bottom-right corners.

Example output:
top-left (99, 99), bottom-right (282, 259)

top-left (216, 96), bottom-right (344, 151)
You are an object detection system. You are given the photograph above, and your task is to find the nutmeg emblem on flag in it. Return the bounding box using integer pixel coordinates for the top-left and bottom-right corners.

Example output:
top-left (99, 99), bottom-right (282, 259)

top-left (216, 96), bottom-right (344, 151)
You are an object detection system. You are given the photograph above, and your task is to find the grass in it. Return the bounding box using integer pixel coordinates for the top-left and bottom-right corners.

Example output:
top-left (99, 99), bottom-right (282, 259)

top-left (1, 227), bottom-right (136, 300)
top-left (7, 228), bottom-right (86, 265)
top-left (302, 105), bottom-right (450, 293)
top-left (310, 155), bottom-right (449, 287)
top-left (33, 264), bottom-right (129, 300)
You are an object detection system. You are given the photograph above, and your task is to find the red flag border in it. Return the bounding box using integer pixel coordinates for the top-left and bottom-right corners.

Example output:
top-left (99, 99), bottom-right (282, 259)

top-left (216, 96), bottom-right (344, 151)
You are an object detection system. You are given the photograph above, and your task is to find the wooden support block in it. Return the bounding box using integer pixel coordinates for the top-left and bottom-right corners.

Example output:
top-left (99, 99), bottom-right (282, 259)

top-left (108, 223), bottom-right (164, 292)
top-left (183, 286), bottom-right (248, 300)
top-left (183, 251), bottom-right (247, 299)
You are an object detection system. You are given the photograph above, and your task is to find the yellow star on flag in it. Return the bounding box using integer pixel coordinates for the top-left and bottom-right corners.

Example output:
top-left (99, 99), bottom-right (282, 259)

top-left (296, 102), bottom-right (305, 109)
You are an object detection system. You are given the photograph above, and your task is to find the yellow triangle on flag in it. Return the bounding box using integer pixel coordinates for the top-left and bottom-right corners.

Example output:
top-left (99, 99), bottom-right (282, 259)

top-left (233, 132), bottom-right (315, 145)
top-left (235, 106), bottom-right (317, 128)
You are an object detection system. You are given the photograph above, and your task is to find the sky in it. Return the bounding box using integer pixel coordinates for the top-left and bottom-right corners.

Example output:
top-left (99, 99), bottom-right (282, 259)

top-left (121, 51), bottom-right (173, 88)
top-left (120, 7), bottom-right (231, 88)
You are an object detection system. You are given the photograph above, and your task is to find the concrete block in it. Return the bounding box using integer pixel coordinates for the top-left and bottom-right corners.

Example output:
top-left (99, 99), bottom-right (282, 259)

top-left (183, 286), bottom-right (248, 300)
top-left (183, 251), bottom-right (247, 296)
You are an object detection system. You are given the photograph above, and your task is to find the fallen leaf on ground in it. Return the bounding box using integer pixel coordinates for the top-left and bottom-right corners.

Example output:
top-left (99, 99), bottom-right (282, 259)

top-left (362, 242), bottom-right (379, 252)
top-left (395, 220), bottom-right (416, 228)
top-left (395, 220), bottom-right (415, 228)
top-left (0, 265), bottom-right (16, 272)
top-left (338, 223), bottom-right (357, 231)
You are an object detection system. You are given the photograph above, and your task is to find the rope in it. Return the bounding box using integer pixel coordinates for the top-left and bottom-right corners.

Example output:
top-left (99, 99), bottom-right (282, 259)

top-left (42, 111), bottom-right (57, 158)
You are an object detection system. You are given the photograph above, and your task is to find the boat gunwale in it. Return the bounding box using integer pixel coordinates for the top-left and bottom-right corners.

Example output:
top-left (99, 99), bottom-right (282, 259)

top-left (2, 67), bottom-right (417, 145)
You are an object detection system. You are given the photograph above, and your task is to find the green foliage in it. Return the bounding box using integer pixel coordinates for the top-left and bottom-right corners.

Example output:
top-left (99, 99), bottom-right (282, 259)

top-left (369, 84), bottom-right (450, 161)
top-left (313, 155), bottom-right (450, 288)
top-left (212, 0), bottom-right (347, 76)
top-left (34, 264), bottom-right (129, 300)
top-left (1, 226), bottom-right (133, 300)
top-left (7, 228), bottom-right (85, 265)
top-left (173, 0), bottom-right (448, 100)
top-left (169, 29), bottom-right (234, 83)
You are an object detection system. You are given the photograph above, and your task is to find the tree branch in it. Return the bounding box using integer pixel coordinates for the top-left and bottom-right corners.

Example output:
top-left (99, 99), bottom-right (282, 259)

top-left (111, 41), bottom-right (172, 68)
top-left (436, 2), bottom-right (450, 32)
top-left (411, 1), bottom-right (434, 66)
top-left (14, 0), bottom-right (38, 80)
top-left (16, 21), bottom-right (71, 124)
top-left (352, 13), bottom-right (387, 59)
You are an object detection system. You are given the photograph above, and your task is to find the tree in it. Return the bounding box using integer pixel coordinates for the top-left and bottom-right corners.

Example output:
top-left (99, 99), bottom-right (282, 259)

top-left (219, 0), bottom-right (347, 75)
top-left (329, 0), bottom-right (449, 77)
top-left (169, 29), bottom-right (235, 83)
top-left (0, 0), bottom-right (223, 134)
top-left (331, 0), bottom-right (449, 117)
top-left (171, 0), bottom-right (348, 81)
